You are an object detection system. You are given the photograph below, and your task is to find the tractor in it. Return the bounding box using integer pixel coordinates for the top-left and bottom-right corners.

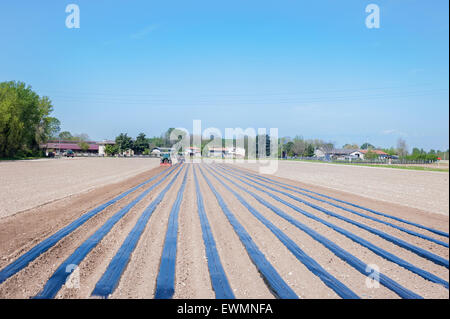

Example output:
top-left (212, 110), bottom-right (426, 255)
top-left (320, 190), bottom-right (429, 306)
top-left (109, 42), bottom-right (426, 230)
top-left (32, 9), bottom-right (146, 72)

top-left (160, 153), bottom-right (172, 166)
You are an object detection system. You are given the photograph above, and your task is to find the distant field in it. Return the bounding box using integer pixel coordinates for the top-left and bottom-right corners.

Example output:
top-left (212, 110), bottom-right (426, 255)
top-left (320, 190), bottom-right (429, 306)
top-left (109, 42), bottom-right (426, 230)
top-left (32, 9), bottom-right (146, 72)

top-left (0, 157), bottom-right (160, 218)
top-left (231, 159), bottom-right (449, 216)
top-left (283, 159), bottom-right (449, 172)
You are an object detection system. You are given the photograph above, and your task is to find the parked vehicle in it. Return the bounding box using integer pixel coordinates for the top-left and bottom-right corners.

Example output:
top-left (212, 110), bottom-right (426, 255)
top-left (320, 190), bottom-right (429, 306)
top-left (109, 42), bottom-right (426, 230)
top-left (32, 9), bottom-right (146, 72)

top-left (66, 149), bottom-right (75, 158)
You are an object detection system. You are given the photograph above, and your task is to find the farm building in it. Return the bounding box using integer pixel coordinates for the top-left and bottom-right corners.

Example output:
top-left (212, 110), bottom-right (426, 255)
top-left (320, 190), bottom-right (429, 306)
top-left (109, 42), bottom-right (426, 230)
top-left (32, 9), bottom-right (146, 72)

top-left (207, 146), bottom-right (246, 158)
top-left (314, 148), bottom-right (357, 160)
top-left (40, 140), bottom-right (99, 155)
top-left (97, 140), bottom-right (116, 156)
top-left (359, 149), bottom-right (389, 159)
top-left (314, 148), bottom-right (390, 160)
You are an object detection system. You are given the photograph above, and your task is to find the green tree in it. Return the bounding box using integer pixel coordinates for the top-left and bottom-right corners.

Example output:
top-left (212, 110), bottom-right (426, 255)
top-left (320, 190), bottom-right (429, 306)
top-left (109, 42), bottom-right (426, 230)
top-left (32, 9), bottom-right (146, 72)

top-left (59, 131), bottom-right (73, 140)
top-left (115, 133), bottom-right (133, 154)
top-left (35, 96), bottom-right (60, 145)
top-left (0, 81), bottom-right (60, 158)
top-left (382, 147), bottom-right (397, 156)
top-left (364, 150), bottom-right (378, 160)
top-left (283, 141), bottom-right (294, 157)
top-left (149, 136), bottom-right (164, 148)
top-left (78, 141), bottom-right (90, 152)
top-left (305, 143), bottom-right (315, 157)
top-left (133, 132), bottom-right (148, 154)
top-left (361, 143), bottom-right (375, 150)
top-left (104, 144), bottom-right (118, 156)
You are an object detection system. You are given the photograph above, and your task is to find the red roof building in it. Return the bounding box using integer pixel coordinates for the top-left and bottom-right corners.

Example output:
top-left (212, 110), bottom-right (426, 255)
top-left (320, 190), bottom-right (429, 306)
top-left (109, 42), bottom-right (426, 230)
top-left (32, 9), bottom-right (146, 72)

top-left (360, 149), bottom-right (388, 156)
top-left (40, 140), bottom-right (99, 152)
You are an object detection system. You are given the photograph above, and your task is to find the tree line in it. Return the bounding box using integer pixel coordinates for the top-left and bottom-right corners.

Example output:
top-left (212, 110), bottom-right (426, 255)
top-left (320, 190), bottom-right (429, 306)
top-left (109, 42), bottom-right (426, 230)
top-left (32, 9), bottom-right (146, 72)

top-left (279, 136), bottom-right (334, 158)
top-left (103, 129), bottom-right (177, 156)
top-left (335, 138), bottom-right (447, 161)
top-left (1, 81), bottom-right (447, 161)
top-left (101, 130), bottom-right (448, 162)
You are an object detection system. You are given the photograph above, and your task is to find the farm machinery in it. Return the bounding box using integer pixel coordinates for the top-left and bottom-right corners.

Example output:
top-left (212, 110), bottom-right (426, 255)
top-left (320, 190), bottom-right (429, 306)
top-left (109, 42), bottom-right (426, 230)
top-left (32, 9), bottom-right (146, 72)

top-left (160, 153), bottom-right (172, 166)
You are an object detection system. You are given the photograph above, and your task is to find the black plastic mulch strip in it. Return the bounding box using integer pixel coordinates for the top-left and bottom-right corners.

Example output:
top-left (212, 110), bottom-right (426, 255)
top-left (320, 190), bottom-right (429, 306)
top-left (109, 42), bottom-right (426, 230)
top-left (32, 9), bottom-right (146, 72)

top-left (91, 165), bottom-right (186, 298)
top-left (154, 168), bottom-right (189, 299)
top-left (204, 165), bottom-right (359, 299)
top-left (33, 164), bottom-right (182, 299)
top-left (214, 165), bottom-right (445, 295)
top-left (225, 165), bottom-right (449, 238)
top-left (193, 165), bottom-right (235, 299)
top-left (0, 165), bottom-right (177, 285)
top-left (217, 165), bottom-right (449, 269)
top-left (198, 166), bottom-right (298, 299)
top-left (221, 165), bottom-right (448, 247)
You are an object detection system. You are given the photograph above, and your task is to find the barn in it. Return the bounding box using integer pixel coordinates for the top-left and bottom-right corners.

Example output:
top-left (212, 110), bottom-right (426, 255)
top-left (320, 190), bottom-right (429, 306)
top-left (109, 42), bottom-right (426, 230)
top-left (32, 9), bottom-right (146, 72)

top-left (40, 140), bottom-right (99, 155)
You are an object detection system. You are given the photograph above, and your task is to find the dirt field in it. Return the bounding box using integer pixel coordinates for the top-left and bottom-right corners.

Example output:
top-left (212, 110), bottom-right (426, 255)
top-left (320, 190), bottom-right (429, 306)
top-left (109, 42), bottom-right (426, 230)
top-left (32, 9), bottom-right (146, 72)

top-left (0, 157), bottom-right (160, 218)
top-left (0, 161), bottom-right (448, 299)
top-left (230, 160), bottom-right (449, 216)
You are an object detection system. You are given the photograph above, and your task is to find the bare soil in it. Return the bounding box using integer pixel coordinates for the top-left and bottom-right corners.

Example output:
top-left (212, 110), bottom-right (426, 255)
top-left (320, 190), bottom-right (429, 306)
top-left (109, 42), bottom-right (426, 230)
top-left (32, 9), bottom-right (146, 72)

top-left (0, 161), bottom-right (447, 299)
top-left (0, 157), bottom-right (160, 218)
top-left (230, 160), bottom-right (449, 216)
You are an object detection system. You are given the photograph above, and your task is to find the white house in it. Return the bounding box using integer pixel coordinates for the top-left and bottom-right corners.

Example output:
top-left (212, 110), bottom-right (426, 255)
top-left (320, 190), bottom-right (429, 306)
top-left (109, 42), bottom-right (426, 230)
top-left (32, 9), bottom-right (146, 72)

top-left (350, 150), bottom-right (365, 159)
top-left (206, 146), bottom-right (246, 158)
top-left (97, 140), bottom-right (116, 156)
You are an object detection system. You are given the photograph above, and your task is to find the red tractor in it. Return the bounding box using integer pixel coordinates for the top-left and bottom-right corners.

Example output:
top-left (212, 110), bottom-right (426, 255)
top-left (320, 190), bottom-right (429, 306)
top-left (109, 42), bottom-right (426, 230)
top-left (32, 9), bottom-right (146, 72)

top-left (160, 153), bottom-right (172, 166)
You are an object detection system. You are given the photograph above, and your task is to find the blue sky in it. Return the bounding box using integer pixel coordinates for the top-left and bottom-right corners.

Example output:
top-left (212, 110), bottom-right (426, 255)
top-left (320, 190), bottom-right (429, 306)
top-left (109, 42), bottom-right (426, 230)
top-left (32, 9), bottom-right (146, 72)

top-left (0, 1), bottom-right (448, 150)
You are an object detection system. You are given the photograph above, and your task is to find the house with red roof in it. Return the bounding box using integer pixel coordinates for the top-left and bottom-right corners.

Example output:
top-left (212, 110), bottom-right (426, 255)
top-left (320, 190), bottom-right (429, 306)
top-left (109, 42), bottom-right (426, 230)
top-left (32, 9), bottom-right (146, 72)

top-left (40, 140), bottom-right (102, 155)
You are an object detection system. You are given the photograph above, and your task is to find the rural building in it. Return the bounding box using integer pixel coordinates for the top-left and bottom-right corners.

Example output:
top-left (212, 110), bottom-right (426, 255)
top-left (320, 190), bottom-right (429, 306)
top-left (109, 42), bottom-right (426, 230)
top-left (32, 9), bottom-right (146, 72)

top-left (314, 148), bottom-right (389, 160)
top-left (314, 148), bottom-right (357, 160)
top-left (40, 140), bottom-right (99, 155)
top-left (349, 150), bottom-right (364, 159)
top-left (206, 146), bottom-right (246, 158)
top-left (359, 149), bottom-right (389, 160)
top-left (97, 140), bottom-right (116, 156)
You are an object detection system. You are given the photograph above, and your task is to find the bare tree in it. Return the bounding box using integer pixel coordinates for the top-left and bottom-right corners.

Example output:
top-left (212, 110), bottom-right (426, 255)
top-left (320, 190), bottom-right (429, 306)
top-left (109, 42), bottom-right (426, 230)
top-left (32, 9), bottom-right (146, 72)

top-left (321, 142), bottom-right (335, 153)
top-left (74, 133), bottom-right (90, 142)
top-left (292, 136), bottom-right (306, 156)
top-left (396, 138), bottom-right (408, 157)
top-left (343, 143), bottom-right (359, 149)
